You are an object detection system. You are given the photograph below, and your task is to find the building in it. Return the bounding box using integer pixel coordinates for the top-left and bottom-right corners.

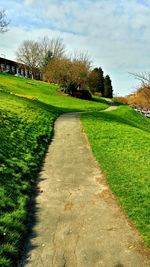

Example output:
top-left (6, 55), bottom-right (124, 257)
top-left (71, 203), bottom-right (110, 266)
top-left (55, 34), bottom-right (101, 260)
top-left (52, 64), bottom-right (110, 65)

top-left (0, 57), bottom-right (40, 80)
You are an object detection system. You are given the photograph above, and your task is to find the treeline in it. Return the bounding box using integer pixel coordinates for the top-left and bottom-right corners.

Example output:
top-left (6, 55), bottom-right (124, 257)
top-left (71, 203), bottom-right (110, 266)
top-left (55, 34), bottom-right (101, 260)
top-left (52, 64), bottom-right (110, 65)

top-left (16, 36), bottom-right (113, 98)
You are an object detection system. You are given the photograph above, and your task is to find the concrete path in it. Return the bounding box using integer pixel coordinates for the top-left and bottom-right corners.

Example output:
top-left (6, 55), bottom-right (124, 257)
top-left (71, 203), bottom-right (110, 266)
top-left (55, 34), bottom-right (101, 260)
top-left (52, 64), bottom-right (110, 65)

top-left (20, 111), bottom-right (150, 267)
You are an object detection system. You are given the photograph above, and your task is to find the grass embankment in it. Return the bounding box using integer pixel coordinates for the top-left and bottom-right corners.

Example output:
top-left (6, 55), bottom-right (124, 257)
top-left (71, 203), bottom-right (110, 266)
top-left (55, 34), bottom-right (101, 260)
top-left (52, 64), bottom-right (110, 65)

top-left (0, 73), bottom-right (108, 112)
top-left (0, 91), bottom-right (61, 266)
top-left (81, 105), bottom-right (150, 247)
top-left (0, 73), bottom-right (108, 266)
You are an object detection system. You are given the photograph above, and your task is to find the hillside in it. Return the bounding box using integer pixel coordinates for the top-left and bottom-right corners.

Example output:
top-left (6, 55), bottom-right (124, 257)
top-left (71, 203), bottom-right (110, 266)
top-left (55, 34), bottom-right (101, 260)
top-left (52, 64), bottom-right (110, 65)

top-left (0, 73), bottom-right (108, 112)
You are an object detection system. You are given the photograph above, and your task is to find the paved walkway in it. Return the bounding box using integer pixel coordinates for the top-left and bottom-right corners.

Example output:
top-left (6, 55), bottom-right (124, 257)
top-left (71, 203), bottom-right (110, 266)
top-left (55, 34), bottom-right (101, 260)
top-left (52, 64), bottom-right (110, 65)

top-left (19, 110), bottom-right (150, 267)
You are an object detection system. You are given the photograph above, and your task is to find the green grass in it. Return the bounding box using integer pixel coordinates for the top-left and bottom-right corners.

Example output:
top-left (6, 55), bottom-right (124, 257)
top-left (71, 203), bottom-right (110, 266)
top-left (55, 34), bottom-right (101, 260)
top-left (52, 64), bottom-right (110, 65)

top-left (0, 91), bottom-right (61, 266)
top-left (0, 73), bottom-right (108, 266)
top-left (81, 105), bottom-right (150, 247)
top-left (0, 73), bottom-right (108, 112)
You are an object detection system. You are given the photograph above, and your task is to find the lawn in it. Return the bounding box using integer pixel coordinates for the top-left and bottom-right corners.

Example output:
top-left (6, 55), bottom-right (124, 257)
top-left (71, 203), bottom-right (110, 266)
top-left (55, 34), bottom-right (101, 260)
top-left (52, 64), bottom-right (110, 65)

top-left (0, 73), bottom-right (108, 266)
top-left (0, 91), bottom-right (62, 266)
top-left (81, 105), bottom-right (150, 247)
top-left (0, 73), bottom-right (108, 112)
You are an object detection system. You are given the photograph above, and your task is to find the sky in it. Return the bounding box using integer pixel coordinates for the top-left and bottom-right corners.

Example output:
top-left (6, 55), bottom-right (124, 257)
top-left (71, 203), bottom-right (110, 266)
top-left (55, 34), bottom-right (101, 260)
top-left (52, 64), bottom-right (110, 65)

top-left (0, 0), bottom-right (150, 96)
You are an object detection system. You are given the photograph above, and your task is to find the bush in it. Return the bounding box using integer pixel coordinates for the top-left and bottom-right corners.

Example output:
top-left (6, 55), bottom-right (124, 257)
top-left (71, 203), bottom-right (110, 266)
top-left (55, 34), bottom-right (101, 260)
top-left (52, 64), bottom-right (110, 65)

top-left (113, 96), bottom-right (128, 105)
top-left (94, 92), bottom-right (102, 97)
top-left (72, 89), bottom-right (92, 100)
top-left (114, 87), bottom-right (150, 109)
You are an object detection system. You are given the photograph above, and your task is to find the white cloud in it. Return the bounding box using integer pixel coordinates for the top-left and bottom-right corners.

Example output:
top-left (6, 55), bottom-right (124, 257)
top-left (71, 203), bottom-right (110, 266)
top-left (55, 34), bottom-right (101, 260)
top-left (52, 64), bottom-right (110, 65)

top-left (23, 0), bottom-right (35, 7)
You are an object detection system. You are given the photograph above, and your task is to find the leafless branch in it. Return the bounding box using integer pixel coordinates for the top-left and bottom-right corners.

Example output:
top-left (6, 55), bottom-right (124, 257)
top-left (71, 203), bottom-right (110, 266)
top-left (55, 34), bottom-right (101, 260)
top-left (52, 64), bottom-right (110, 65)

top-left (129, 71), bottom-right (150, 87)
top-left (71, 49), bottom-right (92, 69)
top-left (39, 36), bottom-right (66, 59)
top-left (0, 10), bottom-right (10, 33)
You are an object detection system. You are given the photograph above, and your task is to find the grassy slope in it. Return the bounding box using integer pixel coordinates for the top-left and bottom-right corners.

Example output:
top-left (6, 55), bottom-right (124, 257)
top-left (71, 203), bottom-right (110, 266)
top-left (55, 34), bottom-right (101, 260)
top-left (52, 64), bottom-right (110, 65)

top-left (0, 73), bottom-right (108, 266)
top-left (81, 106), bottom-right (150, 247)
top-left (0, 73), bottom-right (108, 112)
top-left (0, 92), bottom-right (61, 266)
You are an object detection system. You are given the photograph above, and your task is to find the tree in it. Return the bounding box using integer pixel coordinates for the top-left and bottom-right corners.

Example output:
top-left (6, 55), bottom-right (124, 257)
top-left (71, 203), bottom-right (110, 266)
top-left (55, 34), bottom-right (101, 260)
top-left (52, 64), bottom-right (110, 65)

top-left (129, 72), bottom-right (150, 105)
top-left (41, 50), bottom-right (53, 69)
top-left (0, 10), bottom-right (9, 33)
top-left (42, 57), bottom-right (71, 84)
top-left (39, 36), bottom-right (66, 68)
top-left (127, 88), bottom-right (150, 109)
top-left (104, 75), bottom-right (113, 98)
top-left (69, 58), bottom-right (90, 89)
top-left (97, 67), bottom-right (104, 95)
top-left (88, 67), bottom-right (104, 95)
top-left (88, 68), bottom-right (101, 93)
top-left (42, 56), bottom-right (90, 94)
top-left (129, 72), bottom-right (150, 87)
top-left (71, 50), bottom-right (92, 70)
top-left (16, 40), bottom-right (41, 79)
top-left (42, 48), bottom-right (91, 89)
top-left (16, 37), bottom-right (66, 77)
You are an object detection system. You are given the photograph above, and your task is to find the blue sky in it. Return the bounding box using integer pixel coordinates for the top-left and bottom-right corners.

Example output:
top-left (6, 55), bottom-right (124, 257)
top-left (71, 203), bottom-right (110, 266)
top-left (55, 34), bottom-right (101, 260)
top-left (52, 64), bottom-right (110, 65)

top-left (0, 0), bottom-right (150, 95)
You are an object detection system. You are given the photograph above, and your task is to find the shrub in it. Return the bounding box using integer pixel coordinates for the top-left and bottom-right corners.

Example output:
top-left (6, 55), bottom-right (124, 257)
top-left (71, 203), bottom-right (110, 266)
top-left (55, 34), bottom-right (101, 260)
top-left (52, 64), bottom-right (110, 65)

top-left (72, 89), bottom-right (92, 100)
top-left (114, 87), bottom-right (150, 109)
top-left (113, 96), bottom-right (128, 105)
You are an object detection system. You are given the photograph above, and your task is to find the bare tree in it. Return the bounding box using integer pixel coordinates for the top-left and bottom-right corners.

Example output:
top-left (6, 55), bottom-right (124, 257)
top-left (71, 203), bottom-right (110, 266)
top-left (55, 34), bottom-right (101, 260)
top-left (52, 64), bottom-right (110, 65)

top-left (39, 36), bottom-right (66, 70)
top-left (49, 37), bottom-right (66, 58)
top-left (0, 10), bottom-right (9, 33)
top-left (128, 72), bottom-right (150, 109)
top-left (16, 37), bottom-right (66, 78)
top-left (39, 36), bottom-right (66, 61)
top-left (71, 50), bottom-right (92, 69)
top-left (16, 40), bottom-right (41, 79)
top-left (129, 72), bottom-right (150, 87)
